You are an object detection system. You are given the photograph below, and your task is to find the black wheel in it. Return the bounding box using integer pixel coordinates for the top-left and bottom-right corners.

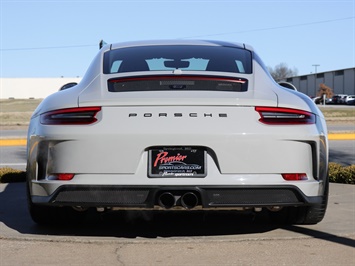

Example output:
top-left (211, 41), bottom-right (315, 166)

top-left (27, 180), bottom-right (87, 225)
top-left (295, 179), bottom-right (329, 225)
top-left (269, 180), bottom-right (329, 225)
top-left (28, 201), bottom-right (87, 225)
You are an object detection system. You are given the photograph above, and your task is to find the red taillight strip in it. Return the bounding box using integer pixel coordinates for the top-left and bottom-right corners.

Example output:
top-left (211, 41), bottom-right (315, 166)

top-left (56, 173), bottom-right (75, 181)
top-left (282, 173), bottom-right (308, 181)
top-left (255, 107), bottom-right (316, 125)
top-left (108, 75), bottom-right (247, 84)
top-left (40, 107), bottom-right (101, 125)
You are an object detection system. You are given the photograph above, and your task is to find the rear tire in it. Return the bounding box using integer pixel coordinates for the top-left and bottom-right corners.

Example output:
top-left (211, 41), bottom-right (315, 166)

top-left (28, 202), bottom-right (87, 225)
top-left (28, 200), bottom-right (54, 225)
top-left (270, 180), bottom-right (329, 225)
top-left (295, 178), bottom-right (329, 225)
top-left (27, 180), bottom-right (86, 225)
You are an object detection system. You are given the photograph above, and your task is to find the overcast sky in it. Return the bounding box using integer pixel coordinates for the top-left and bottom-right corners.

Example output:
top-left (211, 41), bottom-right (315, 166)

top-left (1, 0), bottom-right (354, 78)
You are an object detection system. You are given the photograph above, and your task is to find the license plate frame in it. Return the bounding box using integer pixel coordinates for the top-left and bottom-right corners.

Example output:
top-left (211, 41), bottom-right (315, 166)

top-left (148, 147), bottom-right (206, 178)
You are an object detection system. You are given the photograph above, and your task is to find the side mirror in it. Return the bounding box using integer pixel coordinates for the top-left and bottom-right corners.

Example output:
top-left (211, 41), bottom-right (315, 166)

top-left (59, 82), bottom-right (78, 91)
top-left (278, 81), bottom-right (297, 91)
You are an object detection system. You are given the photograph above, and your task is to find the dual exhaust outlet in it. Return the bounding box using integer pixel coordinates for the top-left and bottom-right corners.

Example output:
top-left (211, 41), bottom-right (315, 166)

top-left (158, 192), bottom-right (199, 210)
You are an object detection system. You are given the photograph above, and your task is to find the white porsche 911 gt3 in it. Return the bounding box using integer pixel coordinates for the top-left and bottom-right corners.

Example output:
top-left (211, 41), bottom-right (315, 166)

top-left (26, 40), bottom-right (329, 225)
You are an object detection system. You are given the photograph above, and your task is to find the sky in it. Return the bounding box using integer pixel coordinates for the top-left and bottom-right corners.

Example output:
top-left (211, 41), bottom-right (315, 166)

top-left (1, 0), bottom-right (354, 78)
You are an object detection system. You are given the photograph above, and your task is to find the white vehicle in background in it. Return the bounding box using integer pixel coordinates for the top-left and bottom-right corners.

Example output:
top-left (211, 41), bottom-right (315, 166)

top-left (26, 40), bottom-right (329, 225)
top-left (345, 95), bottom-right (355, 105)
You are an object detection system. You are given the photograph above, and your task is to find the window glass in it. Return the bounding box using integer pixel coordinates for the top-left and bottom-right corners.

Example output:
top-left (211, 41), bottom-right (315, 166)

top-left (103, 45), bottom-right (252, 74)
top-left (110, 60), bottom-right (122, 72)
top-left (335, 70), bottom-right (344, 76)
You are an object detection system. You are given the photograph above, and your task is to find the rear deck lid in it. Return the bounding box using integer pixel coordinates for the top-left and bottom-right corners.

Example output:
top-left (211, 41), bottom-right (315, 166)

top-left (78, 74), bottom-right (278, 107)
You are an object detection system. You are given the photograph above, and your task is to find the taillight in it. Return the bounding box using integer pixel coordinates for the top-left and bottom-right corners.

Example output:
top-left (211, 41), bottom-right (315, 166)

top-left (40, 107), bottom-right (101, 125)
top-left (282, 173), bottom-right (308, 181)
top-left (255, 107), bottom-right (316, 125)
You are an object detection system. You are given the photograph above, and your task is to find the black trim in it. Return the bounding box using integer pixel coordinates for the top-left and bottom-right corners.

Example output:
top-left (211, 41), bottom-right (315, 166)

top-left (107, 75), bottom-right (249, 92)
top-left (32, 185), bottom-right (324, 209)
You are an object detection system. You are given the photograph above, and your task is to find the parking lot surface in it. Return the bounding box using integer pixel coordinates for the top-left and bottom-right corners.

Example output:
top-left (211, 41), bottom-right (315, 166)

top-left (0, 182), bottom-right (354, 265)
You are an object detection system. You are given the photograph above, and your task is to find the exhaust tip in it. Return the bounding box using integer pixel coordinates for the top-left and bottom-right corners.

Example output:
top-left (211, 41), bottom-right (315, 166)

top-left (158, 192), bottom-right (176, 209)
top-left (181, 192), bottom-right (198, 209)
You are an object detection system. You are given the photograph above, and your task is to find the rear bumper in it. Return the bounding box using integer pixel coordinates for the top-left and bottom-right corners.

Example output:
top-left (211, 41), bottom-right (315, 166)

top-left (31, 185), bottom-right (324, 209)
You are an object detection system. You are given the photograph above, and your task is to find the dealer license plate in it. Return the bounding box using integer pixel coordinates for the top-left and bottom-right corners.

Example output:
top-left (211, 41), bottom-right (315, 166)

top-left (148, 147), bottom-right (206, 178)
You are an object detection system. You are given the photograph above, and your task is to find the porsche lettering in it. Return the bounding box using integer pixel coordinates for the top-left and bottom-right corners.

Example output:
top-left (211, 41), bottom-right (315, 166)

top-left (128, 113), bottom-right (227, 117)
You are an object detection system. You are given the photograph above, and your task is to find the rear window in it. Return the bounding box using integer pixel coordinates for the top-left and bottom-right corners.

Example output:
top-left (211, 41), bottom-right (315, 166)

top-left (103, 45), bottom-right (252, 74)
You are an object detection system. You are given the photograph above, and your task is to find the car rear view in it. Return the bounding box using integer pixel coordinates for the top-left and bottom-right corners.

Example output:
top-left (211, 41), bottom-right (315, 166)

top-left (26, 40), bottom-right (329, 225)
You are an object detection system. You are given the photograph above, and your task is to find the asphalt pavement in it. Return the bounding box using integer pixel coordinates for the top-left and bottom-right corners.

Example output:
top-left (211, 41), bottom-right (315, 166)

top-left (0, 182), bottom-right (354, 265)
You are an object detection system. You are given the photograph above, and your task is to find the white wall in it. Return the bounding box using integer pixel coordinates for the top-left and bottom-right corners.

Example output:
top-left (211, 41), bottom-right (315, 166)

top-left (0, 78), bottom-right (82, 99)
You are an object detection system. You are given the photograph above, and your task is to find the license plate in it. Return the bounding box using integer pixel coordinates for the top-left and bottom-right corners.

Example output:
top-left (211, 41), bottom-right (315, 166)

top-left (148, 147), bottom-right (206, 178)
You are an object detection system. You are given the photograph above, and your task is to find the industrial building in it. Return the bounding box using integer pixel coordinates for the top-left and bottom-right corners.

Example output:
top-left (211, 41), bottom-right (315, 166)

top-left (283, 67), bottom-right (355, 97)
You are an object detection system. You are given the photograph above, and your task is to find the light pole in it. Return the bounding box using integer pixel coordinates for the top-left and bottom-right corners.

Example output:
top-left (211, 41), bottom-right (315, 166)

top-left (312, 64), bottom-right (320, 74)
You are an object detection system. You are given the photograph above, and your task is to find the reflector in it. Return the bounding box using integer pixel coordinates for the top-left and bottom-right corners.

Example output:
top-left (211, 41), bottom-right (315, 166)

top-left (57, 173), bottom-right (75, 181)
top-left (282, 173), bottom-right (308, 181)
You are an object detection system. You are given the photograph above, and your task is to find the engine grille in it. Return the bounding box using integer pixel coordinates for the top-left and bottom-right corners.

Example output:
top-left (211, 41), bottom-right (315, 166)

top-left (48, 185), bottom-right (306, 208)
top-left (205, 188), bottom-right (301, 206)
top-left (53, 188), bottom-right (150, 206)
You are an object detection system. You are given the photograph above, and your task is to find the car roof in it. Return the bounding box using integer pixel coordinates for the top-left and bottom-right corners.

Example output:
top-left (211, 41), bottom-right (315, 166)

top-left (109, 40), bottom-right (253, 51)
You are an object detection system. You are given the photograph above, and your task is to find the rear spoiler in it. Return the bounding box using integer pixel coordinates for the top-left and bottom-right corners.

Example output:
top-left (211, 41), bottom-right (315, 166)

top-left (99, 40), bottom-right (107, 49)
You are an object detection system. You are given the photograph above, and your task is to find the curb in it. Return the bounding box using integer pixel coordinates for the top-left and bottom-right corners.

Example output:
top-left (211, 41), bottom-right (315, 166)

top-left (1, 134), bottom-right (354, 146)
